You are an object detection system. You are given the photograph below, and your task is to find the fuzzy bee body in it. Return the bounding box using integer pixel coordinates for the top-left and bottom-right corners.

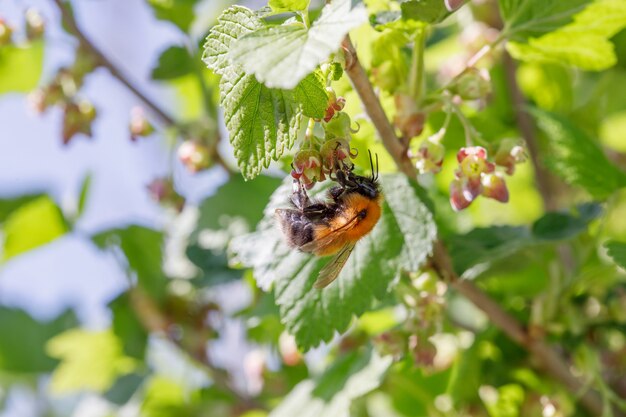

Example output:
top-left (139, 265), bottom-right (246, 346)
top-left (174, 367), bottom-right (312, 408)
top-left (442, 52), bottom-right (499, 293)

top-left (275, 156), bottom-right (382, 288)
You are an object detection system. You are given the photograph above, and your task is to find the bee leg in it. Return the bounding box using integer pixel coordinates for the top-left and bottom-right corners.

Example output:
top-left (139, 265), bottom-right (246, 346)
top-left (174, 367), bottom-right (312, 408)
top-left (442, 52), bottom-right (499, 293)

top-left (291, 178), bottom-right (312, 210)
top-left (329, 185), bottom-right (344, 201)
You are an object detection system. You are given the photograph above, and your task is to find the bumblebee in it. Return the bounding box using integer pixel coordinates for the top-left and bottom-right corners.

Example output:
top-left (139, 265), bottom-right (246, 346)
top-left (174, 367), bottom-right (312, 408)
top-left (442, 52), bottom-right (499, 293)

top-left (275, 152), bottom-right (382, 288)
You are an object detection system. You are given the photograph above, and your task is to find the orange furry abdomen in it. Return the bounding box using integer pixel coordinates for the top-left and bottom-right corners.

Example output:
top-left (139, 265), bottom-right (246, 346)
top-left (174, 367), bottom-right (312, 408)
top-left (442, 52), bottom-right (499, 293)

top-left (313, 193), bottom-right (382, 256)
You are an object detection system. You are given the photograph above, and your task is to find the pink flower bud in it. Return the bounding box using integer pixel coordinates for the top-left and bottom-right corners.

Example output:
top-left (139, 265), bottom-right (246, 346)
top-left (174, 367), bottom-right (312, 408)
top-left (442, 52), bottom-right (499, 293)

top-left (129, 107), bottom-right (154, 141)
top-left (450, 179), bottom-right (472, 211)
top-left (178, 140), bottom-right (211, 173)
top-left (481, 173), bottom-right (509, 202)
top-left (415, 135), bottom-right (446, 174)
top-left (494, 139), bottom-right (527, 175)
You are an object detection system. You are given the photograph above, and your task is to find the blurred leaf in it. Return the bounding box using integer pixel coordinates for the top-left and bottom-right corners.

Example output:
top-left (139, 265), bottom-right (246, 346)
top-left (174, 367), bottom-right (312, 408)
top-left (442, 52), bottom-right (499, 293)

top-left (203, 6), bottom-right (328, 179)
top-left (530, 108), bottom-right (626, 199)
top-left (105, 373), bottom-right (145, 405)
top-left (449, 204), bottom-right (601, 273)
top-left (2, 196), bottom-right (68, 261)
top-left (47, 329), bottom-right (136, 393)
top-left (109, 292), bottom-right (148, 360)
top-left (507, 0), bottom-right (626, 70)
top-left (0, 308), bottom-right (76, 374)
top-left (517, 63), bottom-right (573, 112)
top-left (269, 0), bottom-right (310, 12)
top-left (92, 226), bottom-right (167, 300)
top-left (229, 0), bottom-right (367, 89)
top-left (230, 174), bottom-right (436, 349)
top-left (141, 376), bottom-right (185, 417)
top-left (499, 0), bottom-right (589, 41)
top-left (195, 175), bottom-right (282, 232)
top-left (269, 350), bottom-right (391, 417)
top-left (186, 245), bottom-right (242, 286)
top-left (447, 226), bottom-right (532, 274)
top-left (151, 46), bottom-right (195, 80)
top-left (147, 0), bottom-right (198, 32)
top-left (481, 384), bottom-right (525, 417)
top-left (0, 41), bottom-right (44, 94)
top-left (446, 336), bottom-right (482, 405)
top-left (77, 173), bottom-right (92, 218)
top-left (605, 240), bottom-right (626, 269)
top-left (0, 194), bottom-right (43, 222)
top-left (400, 0), bottom-right (455, 23)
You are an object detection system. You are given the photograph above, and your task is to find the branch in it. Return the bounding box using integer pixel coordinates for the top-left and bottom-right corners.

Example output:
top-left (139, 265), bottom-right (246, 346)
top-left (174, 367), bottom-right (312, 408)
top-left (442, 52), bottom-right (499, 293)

top-left (342, 34), bottom-right (617, 417)
top-left (128, 288), bottom-right (264, 411)
top-left (51, 0), bottom-right (235, 175)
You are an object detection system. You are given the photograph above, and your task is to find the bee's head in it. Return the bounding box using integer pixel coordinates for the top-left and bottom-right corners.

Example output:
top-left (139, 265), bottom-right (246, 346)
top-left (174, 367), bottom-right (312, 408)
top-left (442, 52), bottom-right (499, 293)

top-left (336, 150), bottom-right (379, 199)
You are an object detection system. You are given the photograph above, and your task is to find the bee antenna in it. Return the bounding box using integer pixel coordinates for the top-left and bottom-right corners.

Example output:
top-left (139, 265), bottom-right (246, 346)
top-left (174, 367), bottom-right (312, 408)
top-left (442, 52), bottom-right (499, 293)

top-left (368, 149), bottom-right (374, 180)
top-left (375, 153), bottom-right (379, 181)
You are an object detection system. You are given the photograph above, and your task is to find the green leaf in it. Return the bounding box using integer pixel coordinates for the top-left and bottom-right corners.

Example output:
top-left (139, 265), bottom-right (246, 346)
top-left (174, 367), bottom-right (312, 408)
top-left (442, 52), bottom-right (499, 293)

top-left (0, 41), bottom-right (44, 94)
top-left (186, 245), bottom-right (242, 286)
top-left (0, 194), bottom-right (43, 222)
top-left (109, 292), bottom-right (148, 360)
top-left (230, 174), bottom-right (436, 349)
top-left (77, 173), bottom-right (92, 218)
top-left (105, 373), bottom-right (145, 405)
top-left (499, 0), bottom-right (589, 41)
top-left (605, 240), bottom-right (626, 269)
top-left (229, 0), bottom-right (367, 89)
top-left (382, 175), bottom-right (437, 271)
top-left (151, 46), bottom-right (195, 80)
top-left (506, 0), bottom-right (626, 70)
top-left (195, 174), bottom-right (282, 232)
top-left (448, 204), bottom-right (601, 274)
top-left (530, 108), bottom-right (626, 199)
top-left (92, 226), bottom-right (168, 300)
top-left (401, 0), bottom-right (455, 23)
top-left (2, 196), bottom-right (68, 261)
top-left (481, 384), bottom-right (525, 417)
top-left (269, 0), bottom-right (310, 13)
top-left (47, 329), bottom-right (136, 393)
top-left (147, 0), bottom-right (198, 32)
top-left (203, 6), bottom-right (329, 179)
top-left (0, 308), bottom-right (76, 374)
top-left (269, 349), bottom-right (392, 417)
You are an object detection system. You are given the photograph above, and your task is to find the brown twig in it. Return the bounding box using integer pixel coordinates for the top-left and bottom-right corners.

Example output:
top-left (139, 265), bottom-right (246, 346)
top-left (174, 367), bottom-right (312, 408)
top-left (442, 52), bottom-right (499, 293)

top-left (128, 288), bottom-right (263, 411)
top-left (342, 34), bottom-right (616, 417)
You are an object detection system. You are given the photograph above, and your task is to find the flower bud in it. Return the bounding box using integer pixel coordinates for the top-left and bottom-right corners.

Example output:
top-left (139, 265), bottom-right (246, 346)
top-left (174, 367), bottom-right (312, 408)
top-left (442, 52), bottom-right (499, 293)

top-left (25, 8), bottom-right (45, 41)
top-left (494, 139), bottom-right (527, 175)
top-left (451, 68), bottom-right (491, 100)
top-left (0, 18), bottom-right (13, 46)
top-left (278, 332), bottom-right (302, 366)
top-left (450, 178), bottom-right (472, 211)
top-left (146, 177), bottom-right (185, 212)
top-left (415, 134), bottom-right (446, 174)
top-left (324, 111), bottom-right (352, 139)
top-left (394, 93), bottom-right (425, 139)
top-left (62, 100), bottom-right (96, 144)
top-left (129, 107), bottom-right (154, 141)
top-left (178, 140), bottom-right (212, 173)
top-left (481, 173), bottom-right (509, 202)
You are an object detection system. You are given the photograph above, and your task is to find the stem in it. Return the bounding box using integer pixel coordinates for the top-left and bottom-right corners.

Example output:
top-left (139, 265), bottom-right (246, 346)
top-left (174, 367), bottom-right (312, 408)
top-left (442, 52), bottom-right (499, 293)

top-left (342, 34), bottom-right (619, 417)
top-left (128, 287), bottom-right (264, 411)
top-left (52, 0), bottom-right (175, 127)
top-left (408, 28), bottom-right (426, 102)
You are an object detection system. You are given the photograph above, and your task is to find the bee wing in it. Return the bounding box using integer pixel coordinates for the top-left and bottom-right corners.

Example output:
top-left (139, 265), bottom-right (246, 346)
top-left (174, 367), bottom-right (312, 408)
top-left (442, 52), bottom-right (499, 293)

top-left (314, 242), bottom-right (356, 289)
top-left (300, 213), bottom-right (360, 254)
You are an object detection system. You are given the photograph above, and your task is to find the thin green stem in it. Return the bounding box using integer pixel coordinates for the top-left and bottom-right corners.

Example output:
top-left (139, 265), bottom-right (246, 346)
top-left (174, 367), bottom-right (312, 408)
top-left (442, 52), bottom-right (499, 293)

top-left (408, 27), bottom-right (426, 102)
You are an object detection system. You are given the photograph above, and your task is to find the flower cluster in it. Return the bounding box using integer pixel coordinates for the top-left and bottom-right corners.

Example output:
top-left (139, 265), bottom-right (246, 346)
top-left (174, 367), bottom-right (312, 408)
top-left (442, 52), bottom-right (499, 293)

top-left (449, 143), bottom-right (526, 211)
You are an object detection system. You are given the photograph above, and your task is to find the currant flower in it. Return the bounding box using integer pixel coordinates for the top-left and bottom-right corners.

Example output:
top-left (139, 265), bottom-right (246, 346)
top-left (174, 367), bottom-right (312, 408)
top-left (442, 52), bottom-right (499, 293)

top-left (129, 107), bottom-right (154, 141)
top-left (178, 140), bottom-right (211, 173)
top-left (415, 133), bottom-right (446, 174)
top-left (320, 137), bottom-right (355, 173)
top-left (292, 149), bottom-right (324, 186)
top-left (494, 139), bottom-right (527, 175)
top-left (456, 146), bottom-right (494, 200)
top-left (450, 178), bottom-right (472, 211)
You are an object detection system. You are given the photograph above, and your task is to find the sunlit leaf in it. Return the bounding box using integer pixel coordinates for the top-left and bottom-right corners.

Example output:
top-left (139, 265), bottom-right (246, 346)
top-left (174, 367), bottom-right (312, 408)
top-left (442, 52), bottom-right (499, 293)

top-left (47, 329), bottom-right (136, 393)
top-left (147, 0), bottom-right (199, 32)
top-left (0, 41), bottom-right (44, 94)
top-left (229, 0), bottom-right (367, 89)
top-left (203, 6), bottom-right (328, 179)
top-left (151, 45), bottom-right (195, 80)
top-left (530, 108), bottom-right (626, 199)
top-left (2, 196), bottom-right (68, 261)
